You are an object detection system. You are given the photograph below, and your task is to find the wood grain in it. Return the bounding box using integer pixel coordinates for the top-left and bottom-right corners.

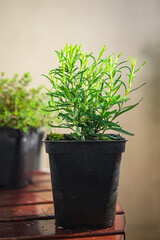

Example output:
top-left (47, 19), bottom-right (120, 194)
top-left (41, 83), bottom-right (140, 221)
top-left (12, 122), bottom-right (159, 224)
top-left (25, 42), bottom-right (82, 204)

top-left (0, 203), bottom-right (55, 222)
top-left (0, 181), bottom-right (52, 194)
top-left (0, 191), bottom-right (53, 207)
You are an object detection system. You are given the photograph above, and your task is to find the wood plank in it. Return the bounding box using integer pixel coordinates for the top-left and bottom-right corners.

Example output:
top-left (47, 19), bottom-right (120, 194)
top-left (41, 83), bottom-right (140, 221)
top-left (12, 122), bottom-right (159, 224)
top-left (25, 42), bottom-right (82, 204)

top-left (0, 181), bottom-right (52, 194)
top-left (0, 214), bottom-right (125, 239)
top-left (116, 202), bottom-right (124, 214)
top-left (0, 191), bottom-right (53, 207)
top-left (0, 203), bottom-right (55, 222)
top-left (0, 234), bottom-right (124, 240)
top-left (0, 202), bottom-right (123, 222)
top-left (63, 235), bottom-right (124, 240)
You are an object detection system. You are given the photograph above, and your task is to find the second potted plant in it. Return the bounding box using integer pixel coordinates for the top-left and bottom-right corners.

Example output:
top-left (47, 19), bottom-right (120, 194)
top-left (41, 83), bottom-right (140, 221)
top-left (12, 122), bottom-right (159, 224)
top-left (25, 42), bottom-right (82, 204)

top-left (0, 72), bottom-right (46, 189)
top-left (43, 44), bottom-right (146, 229)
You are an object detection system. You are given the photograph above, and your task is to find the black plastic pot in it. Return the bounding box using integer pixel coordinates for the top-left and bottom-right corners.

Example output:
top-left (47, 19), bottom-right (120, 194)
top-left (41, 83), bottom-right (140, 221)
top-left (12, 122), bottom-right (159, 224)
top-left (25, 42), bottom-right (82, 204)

top-left (0, 127), bottom-right (43, 189)
top-left (45, 137), bottom-right (127, 229)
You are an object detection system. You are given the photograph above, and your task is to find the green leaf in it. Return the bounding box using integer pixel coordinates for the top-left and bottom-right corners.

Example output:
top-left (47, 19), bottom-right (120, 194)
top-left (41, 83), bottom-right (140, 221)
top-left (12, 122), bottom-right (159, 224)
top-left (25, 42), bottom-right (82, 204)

top-left (107, 121), bottom-right (120, 128)
top-left (97, 45), bottom-right (107, 61)
top-left (42, 74), bottom-right (53, 83)
top-left (117, 98), bottom-right (143, 117)
top-left (119, 65), bottom-right (131, 73)
top-left (134, 61), bottom-right (147, 74)
top-left (109, 127), bottom-right (134, 136)
top-left (76, 126), bottom-right (81, 136)
top-left (129, 56), bottom-right (137, 70)
top-left (48, 122), bottom-right (74, 128)
top-left (129, 82), bottom-right (147, 93)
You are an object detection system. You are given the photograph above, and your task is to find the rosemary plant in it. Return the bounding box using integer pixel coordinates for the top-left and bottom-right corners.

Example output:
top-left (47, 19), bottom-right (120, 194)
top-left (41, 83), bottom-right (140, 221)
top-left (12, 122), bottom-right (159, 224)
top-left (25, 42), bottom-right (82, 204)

top-left (0, 72), bottom-right (47, 132)
top-left (43, 44), bottom-right (146, 140)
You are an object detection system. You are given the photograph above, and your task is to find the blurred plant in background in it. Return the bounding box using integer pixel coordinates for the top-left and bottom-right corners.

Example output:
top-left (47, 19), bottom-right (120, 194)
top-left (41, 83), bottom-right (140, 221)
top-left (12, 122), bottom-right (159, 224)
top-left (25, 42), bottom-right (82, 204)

top-left (0, 72), bottom-right (49, 131)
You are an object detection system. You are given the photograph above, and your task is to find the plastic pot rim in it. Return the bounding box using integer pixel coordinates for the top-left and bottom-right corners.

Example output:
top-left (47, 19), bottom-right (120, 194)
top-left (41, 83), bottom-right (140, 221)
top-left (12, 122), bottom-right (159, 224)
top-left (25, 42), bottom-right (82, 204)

top-left (44, 135), bottom-right (128, 144)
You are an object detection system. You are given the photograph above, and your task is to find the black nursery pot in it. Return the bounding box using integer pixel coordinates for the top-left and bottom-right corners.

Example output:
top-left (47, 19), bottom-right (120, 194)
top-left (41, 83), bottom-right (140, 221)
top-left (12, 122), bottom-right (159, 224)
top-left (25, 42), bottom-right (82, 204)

top-left (45, 137), bottom-right (127, 229)
top-left (0, 127), bottom-right (43, 189)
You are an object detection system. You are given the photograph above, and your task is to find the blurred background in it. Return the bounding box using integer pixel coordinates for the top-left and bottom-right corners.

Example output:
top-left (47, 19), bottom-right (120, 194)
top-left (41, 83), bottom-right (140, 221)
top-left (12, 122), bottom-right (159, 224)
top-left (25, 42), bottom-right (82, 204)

top-left (0, 0), bottom-right (160, 239)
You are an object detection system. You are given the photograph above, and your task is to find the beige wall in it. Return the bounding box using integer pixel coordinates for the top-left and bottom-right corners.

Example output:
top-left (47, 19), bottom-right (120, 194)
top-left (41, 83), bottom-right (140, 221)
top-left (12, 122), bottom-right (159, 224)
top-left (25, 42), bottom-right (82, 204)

top-left (0, 0), bottom-right (160, 239)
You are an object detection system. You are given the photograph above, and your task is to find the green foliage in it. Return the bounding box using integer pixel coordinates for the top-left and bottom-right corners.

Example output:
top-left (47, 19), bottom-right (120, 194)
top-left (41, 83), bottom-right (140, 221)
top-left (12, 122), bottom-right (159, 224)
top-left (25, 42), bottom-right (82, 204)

top-left (43, 44), bottom-right (146, 140)
top-left (0, 72), bottom-right (47, 131)
top-left (47, 133), bottom-right (66, 141)
top-left (46, 133), bottom-right (76, 141)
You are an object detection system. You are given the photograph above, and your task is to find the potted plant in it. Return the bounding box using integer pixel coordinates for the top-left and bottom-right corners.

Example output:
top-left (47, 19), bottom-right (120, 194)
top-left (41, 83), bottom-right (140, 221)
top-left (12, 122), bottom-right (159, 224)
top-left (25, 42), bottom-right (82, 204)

top-left (43, 44), bottom-right (146, 229)
top-left (0, 72), bottom-right (46, 189)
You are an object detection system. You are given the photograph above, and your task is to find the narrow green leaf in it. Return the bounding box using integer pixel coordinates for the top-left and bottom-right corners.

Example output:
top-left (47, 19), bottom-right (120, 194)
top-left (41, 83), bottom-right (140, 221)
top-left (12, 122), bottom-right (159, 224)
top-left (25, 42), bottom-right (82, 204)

top-left (119, 65), bottom-right (131, 73)
top-left (118, 98), bottom-right (143, 116)
top-left (42, 74), bottom-right (53, 83)
top-left (97, 45), bottom-right (107, 61)
top-left (134, 61), bottom-right (147, 74)
top-left (76, 126), bottom-right (81, 136)
top-left (109, 127), bottom-right (134, 136)
top-left (129, 82), bottom-right (147, 93)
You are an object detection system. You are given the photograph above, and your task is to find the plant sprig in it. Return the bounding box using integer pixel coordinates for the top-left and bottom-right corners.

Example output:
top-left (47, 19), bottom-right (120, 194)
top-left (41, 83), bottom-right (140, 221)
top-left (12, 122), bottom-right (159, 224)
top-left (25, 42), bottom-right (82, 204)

top-left (43, 44), bottom-right (146, 140)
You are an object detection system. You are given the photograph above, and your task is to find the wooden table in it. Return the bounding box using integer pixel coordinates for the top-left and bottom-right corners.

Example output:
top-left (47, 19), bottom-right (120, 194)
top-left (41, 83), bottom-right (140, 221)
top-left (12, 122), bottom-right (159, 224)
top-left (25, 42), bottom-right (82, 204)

top-left (0, 171), bottom-right (126, 240)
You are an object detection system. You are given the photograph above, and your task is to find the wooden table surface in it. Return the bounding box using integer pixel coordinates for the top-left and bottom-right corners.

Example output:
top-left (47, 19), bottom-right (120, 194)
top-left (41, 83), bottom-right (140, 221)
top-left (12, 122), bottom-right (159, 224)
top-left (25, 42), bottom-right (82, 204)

top-left (0, 171), bottom-right (126, 240)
